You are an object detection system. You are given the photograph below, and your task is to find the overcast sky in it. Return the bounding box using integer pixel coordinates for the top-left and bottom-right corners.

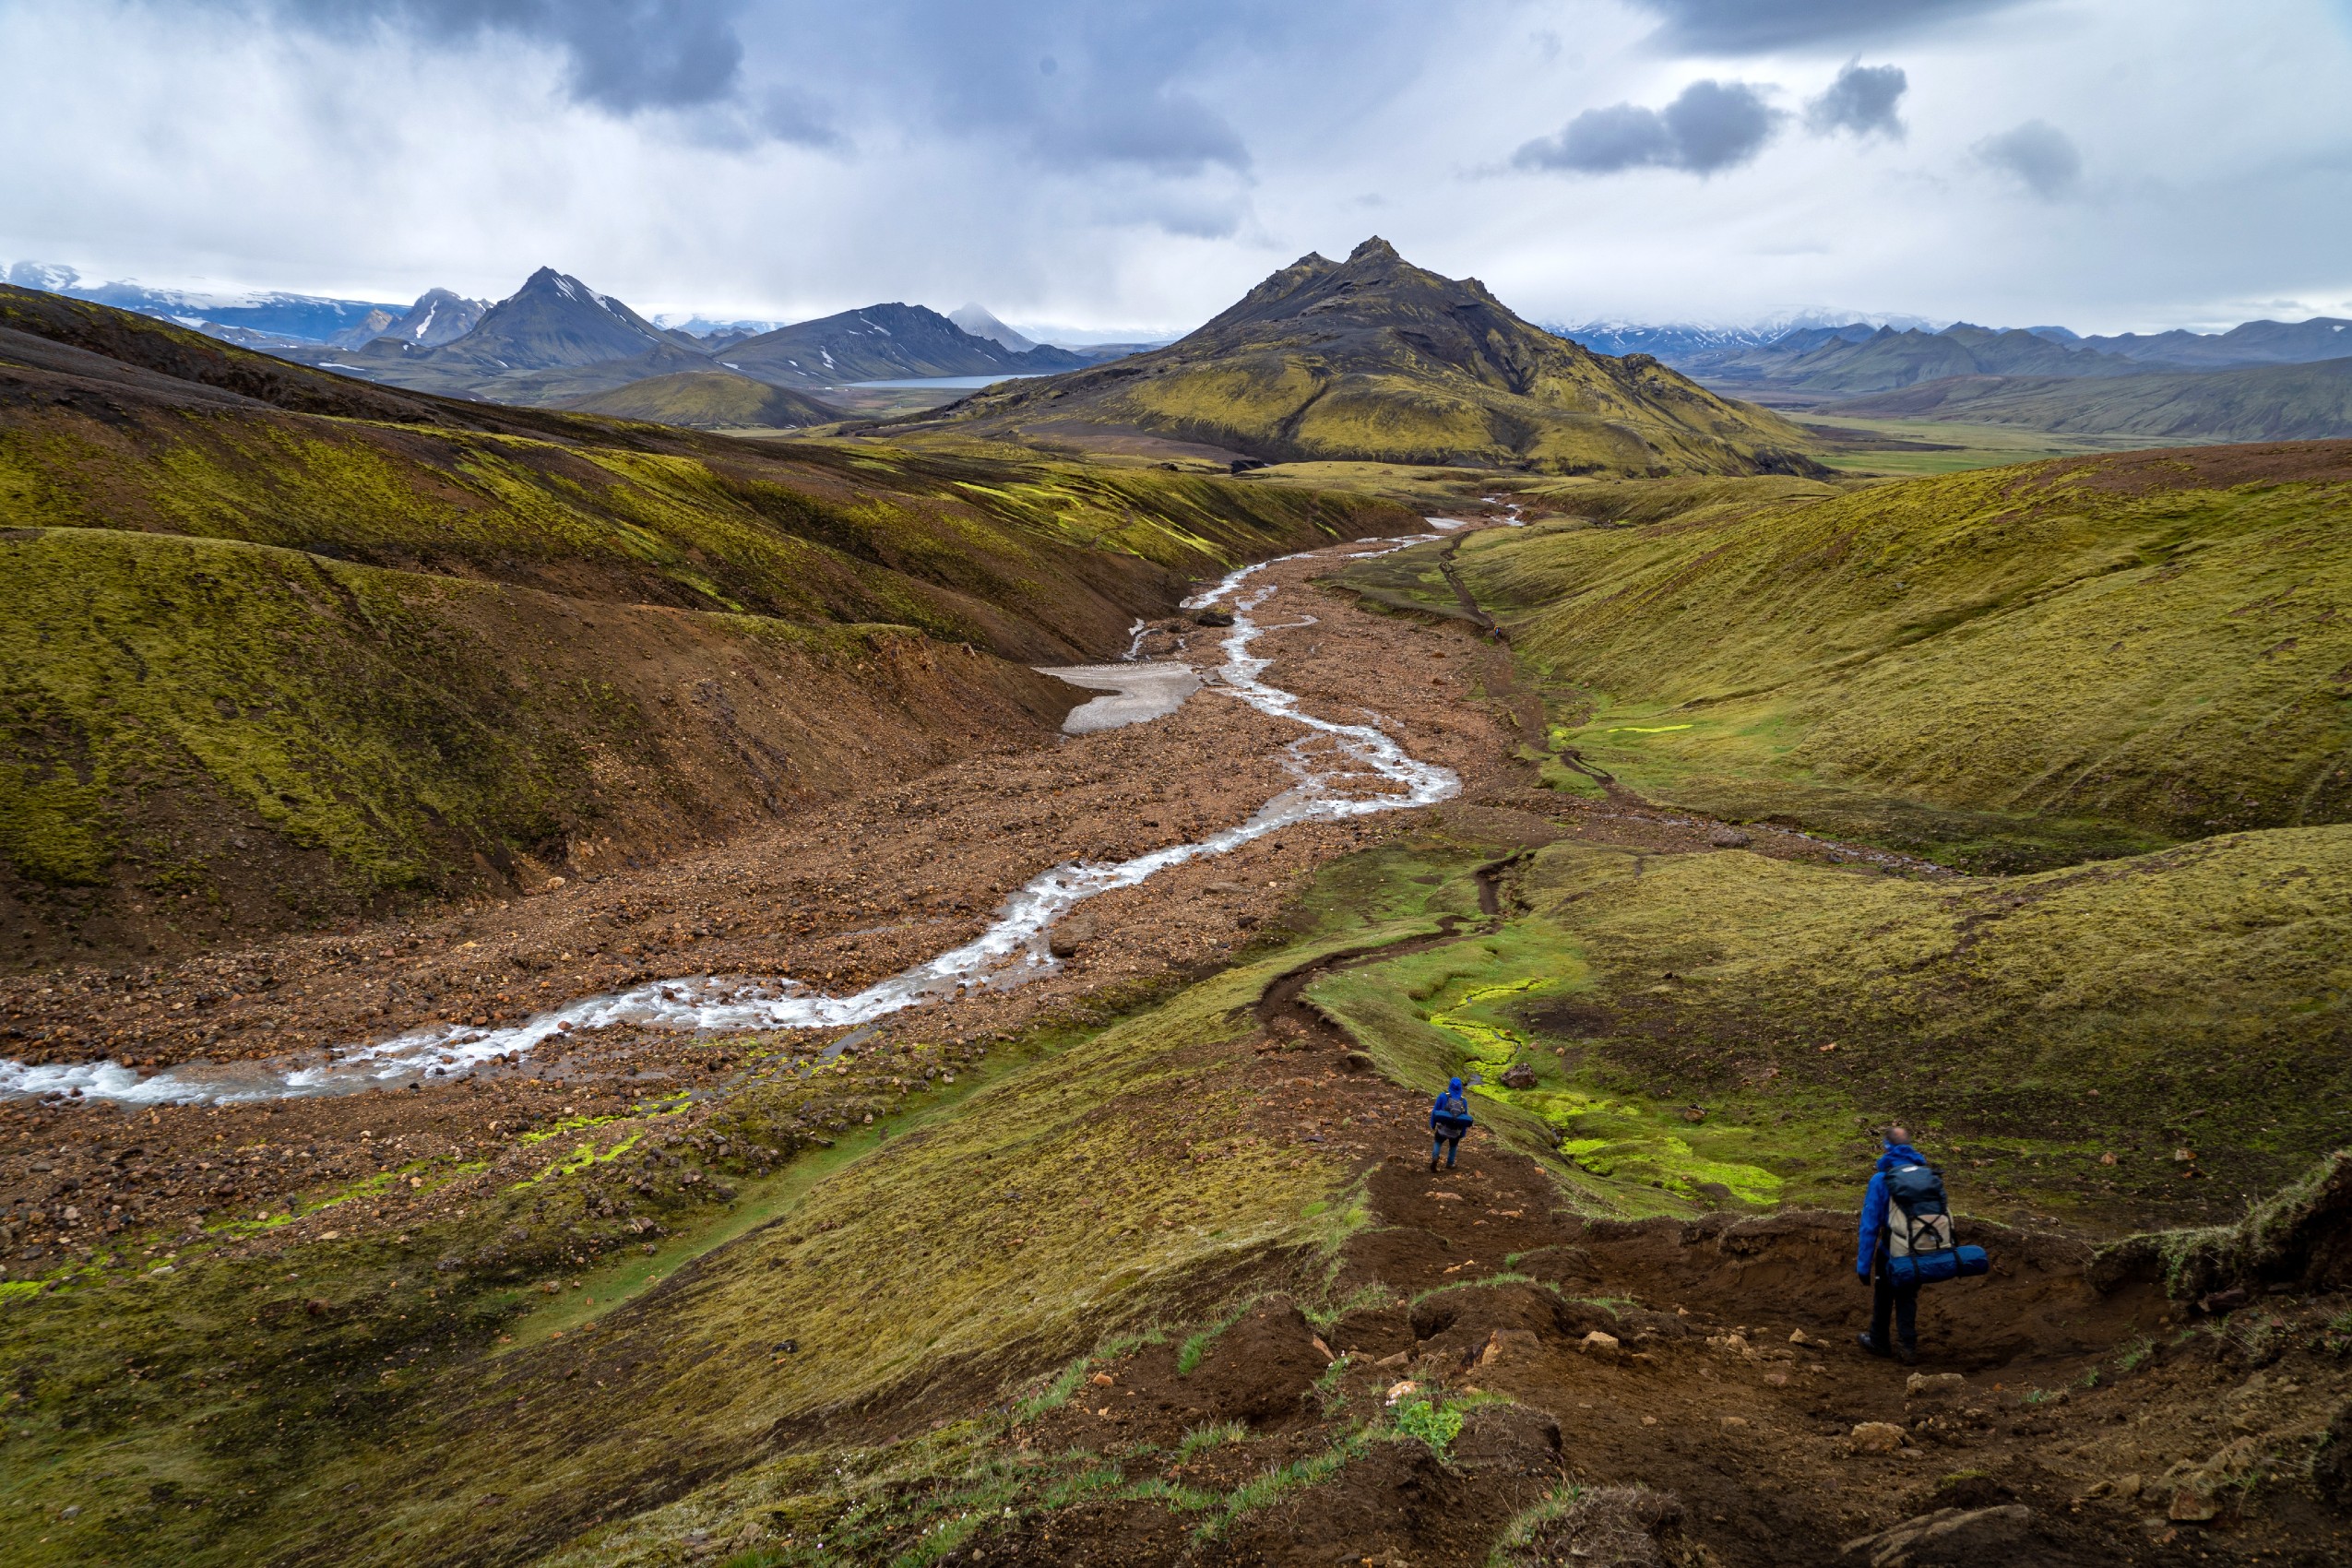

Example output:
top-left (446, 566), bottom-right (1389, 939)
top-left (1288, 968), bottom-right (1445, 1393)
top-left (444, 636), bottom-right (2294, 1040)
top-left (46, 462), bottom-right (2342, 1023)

top-left (1, 0), bottom-right (2347, 334)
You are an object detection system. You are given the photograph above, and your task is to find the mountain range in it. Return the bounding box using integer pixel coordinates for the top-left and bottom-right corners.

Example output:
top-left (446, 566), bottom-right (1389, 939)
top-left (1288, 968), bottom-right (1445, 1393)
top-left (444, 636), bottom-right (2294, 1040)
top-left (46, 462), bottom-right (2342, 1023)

top-left (1573, 312), bottom-right (2352, 442)
top-left (0, 260), bottom-right (1122, 426)
top-left (913, 238), bottom-right (1821, 477)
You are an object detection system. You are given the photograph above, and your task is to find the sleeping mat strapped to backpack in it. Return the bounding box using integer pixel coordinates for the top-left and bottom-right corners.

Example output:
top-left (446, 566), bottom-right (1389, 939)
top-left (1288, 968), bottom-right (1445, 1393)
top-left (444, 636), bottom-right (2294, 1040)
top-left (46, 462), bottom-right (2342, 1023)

top-left (1883, 1162), bottom-right (1990, 1288)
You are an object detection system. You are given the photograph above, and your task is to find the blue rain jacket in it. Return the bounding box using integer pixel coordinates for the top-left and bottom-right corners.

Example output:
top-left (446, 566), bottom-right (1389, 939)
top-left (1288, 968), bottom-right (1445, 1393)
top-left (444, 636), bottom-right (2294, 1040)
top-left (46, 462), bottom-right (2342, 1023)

top-left (1431, 1078), bottom-right (1474, 1135)
top-left (1856, 1140), bottom-right (1927, 1277)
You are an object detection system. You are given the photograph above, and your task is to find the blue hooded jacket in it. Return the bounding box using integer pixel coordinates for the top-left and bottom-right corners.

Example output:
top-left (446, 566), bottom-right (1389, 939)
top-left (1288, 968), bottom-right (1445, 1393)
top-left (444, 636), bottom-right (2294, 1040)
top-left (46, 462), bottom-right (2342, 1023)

top-left (1856, 1140), bottom-right (1927, 1277)
top-left (1431, 1078), bottom-right (1473, 1134)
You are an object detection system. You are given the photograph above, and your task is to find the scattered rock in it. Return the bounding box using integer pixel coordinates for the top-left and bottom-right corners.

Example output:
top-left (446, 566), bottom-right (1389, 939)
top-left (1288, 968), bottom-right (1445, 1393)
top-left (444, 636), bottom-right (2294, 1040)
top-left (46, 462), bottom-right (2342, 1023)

top-left (1850, 1420), bottom-right (1908, 1454)
top-left (1340, 1051), bottom-right (1375, 1074)
top-left (1500, 1063), bottom-right (1538, 1089)
top-left (1384, 1379), bottom-right (1420, 1404)
top-left (1707, 826), bottom-right (1752, 849)
top-left (1047, 911), bottom-right (1099, 958)
top-left (1788, 1327), bottom-right (1818, 1347)
top-left (1580, 1330), bottom-right (1621, 1357)
top-left (1479, 1328), bottom-right (1539, 1366)
top-left (2168, 1487), bottom-right (2220, 1524)
top-left (1905, 1372), bottom-right (1966, 1401)
top-left (2198, 1287), bottom-right (2250, 1315)
top-left (1840, 1505), bottom-right (2031, 1566)
top-left (1088, 1372), bottom-right (1115, 1387)
top-left (1192, 610), bottom-right (1235, 628)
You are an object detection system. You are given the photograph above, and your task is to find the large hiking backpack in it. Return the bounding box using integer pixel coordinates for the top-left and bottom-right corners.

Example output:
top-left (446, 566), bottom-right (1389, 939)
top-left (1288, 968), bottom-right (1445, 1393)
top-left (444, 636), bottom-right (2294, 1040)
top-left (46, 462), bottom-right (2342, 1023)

top-left (1882, 1163), bottom-right (1990, 1288)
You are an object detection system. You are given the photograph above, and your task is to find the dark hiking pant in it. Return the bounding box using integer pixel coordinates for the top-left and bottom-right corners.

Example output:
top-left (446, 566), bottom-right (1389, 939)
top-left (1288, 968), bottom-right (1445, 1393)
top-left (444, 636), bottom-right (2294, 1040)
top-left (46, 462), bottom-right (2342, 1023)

top-left (1431, 1134), bottom-right (1460, 1167)
top-left (1871, 1267), bottom-right (1919, 1348)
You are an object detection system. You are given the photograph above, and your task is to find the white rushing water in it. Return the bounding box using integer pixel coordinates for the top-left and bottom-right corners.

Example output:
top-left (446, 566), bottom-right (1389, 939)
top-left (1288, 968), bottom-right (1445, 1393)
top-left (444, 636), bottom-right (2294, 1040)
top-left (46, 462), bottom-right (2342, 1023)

top-left (0, 530), bottom-right (1463, 1107)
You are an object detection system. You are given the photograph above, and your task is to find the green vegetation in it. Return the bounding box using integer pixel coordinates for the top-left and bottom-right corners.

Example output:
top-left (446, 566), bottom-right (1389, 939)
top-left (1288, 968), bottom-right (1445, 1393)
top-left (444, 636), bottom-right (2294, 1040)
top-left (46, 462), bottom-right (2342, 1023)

top-left (1389, 1396), bottom-right (1466, 1457)
top-left (0, 525), bottom-right (1075, 917)
top-left (921, 239), bottom-right (1820, 478)
top-left (563, 370), bottom-right (846, 430)
top-left (1310, 822), bottom-right (2351, 1218)
top-left (1799, 415), bottom-right (2188, 476)
top-left (1438, 449), bottom-right (2352, 868)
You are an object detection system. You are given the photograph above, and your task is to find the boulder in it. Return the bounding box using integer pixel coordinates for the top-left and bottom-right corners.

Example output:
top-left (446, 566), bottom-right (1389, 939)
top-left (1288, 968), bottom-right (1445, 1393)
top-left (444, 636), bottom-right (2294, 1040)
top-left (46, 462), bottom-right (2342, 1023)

top-left (1905, 1372), bottom-right (1967, 1402)
top-left (1849, 1420), bottom-right (1907, 1454)
top-left (1047, 910), bottom-right (1099, 958)
top-left (1707, 826), bottom-right (1752, 849)
top-left (1840, 1505), bottom-right (2032, 1566)
top-left (1500, 1063), bottom-right (1538, 1089)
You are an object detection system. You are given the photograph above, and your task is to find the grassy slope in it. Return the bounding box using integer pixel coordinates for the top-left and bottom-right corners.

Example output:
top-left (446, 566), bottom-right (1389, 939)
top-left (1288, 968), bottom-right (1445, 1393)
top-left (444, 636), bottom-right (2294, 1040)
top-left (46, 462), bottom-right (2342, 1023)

top-left (0, 526), bottom-right (1076, 909)
top-left (0, 309), bottom-right (1416, 927)
top-left (1312, 825), bottom-right (2352, 1227)
top-left (1443, 449), bottom-right (2352, 869)
top-left (563, 371), bottom-right (846, 430)
top-left (1820, 355), bottom-right (2352, 442)
top-left (0, 837), bottom-right (1497, 1568)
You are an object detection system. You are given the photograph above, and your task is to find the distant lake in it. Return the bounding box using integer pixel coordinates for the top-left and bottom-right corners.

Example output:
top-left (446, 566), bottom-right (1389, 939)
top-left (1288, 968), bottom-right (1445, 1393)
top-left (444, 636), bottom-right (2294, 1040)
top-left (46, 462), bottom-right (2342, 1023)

top-left (846, 374), bottom-right (1052, 389)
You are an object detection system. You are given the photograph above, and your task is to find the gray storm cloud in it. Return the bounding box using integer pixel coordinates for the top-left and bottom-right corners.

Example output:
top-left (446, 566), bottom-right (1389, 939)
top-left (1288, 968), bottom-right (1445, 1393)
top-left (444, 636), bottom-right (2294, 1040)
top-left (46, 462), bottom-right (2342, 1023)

top-left (1806, 63), bottom-right (1907, 138)
top-left (1633, 0), bottom-right (2034, 53)
top-left (278, 0), bottom-right (749, 113)
top-left (1976, 118), bottom-right (2085, 198)
top-left (1515, 78), bottom-right (1786, 176)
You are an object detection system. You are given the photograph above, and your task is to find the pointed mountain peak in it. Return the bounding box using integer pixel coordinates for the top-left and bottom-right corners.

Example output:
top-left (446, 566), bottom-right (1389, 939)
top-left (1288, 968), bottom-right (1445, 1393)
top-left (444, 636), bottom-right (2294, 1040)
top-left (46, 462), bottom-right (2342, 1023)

top-left (1347, 236), bottom-right (1400, 264)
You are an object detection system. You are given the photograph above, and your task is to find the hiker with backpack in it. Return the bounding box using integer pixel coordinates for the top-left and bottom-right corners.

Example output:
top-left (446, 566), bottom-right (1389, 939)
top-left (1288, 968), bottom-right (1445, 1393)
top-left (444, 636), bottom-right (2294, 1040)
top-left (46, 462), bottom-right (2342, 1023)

top-left (1857, 1125), bottom-right (1987, 1364)
top-left (1430, 1076), bottom-right (1474, 1171)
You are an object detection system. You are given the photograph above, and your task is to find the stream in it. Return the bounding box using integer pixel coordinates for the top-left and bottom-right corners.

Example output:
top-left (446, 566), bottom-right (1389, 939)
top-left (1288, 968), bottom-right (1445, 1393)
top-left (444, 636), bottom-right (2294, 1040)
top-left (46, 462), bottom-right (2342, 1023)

top-left (1, 529), bottom-right (1465, 1106)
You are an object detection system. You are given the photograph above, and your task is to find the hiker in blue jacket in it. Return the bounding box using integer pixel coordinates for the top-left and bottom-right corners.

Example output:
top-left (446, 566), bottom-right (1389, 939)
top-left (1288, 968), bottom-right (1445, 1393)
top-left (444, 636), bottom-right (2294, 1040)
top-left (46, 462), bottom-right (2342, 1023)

top-left (1857, 1125), bottom-right (1927, 1365)
top-left (1430, 1076), bottom-right (1473, 1171)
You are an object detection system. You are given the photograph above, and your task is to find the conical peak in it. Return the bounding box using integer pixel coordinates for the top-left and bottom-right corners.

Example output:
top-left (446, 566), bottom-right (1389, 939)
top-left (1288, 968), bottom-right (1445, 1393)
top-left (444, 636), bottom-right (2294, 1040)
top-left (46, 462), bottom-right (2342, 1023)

top-left (1348, 236), bottom-right (1400, 264)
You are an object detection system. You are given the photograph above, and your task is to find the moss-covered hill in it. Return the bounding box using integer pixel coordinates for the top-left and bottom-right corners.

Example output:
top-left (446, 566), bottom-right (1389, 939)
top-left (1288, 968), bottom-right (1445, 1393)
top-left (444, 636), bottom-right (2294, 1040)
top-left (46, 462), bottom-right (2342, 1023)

top-left (1313, 819), bottom-right (2352, 1222)
top-left (563, 370), bottom-right (845, 430)
top-left (909, 239), bottom-right (1822, 478)
top-left (1426, 444), bottom-right (2352, 870)
top-left (0, 287), bottom-right (1415, 957)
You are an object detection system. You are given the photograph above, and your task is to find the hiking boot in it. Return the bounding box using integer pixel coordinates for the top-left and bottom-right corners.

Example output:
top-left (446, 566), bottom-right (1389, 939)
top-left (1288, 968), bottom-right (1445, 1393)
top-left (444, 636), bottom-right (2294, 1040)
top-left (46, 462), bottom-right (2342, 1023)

top-left (1428, 1156), bottom-right (1440, 1172)
top-left (1857, 1332), bottom-right (1892, 1359)
top-left (1895, 1343), bottom-right (1918, 1367)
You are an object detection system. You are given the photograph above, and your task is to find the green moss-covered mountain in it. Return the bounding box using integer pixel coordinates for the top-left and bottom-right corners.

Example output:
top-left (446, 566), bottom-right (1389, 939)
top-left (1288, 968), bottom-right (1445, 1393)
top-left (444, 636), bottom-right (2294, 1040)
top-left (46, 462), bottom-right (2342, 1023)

top-left (0, 284), bottom-right (1412, 954)
top-left (1405, 444), bottom-right (2352, 869)
top-left (561, 369), bottom-right (845, 429)
top-left (911, 238), bottom-right (1823, 477)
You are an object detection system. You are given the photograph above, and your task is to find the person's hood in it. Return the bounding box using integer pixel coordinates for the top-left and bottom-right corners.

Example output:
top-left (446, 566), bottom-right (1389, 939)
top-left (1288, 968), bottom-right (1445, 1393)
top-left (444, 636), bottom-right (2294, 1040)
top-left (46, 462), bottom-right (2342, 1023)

top-left (1875, 1141), bottom-right (1926, 1172)
top-left (1448, 1077), bottom-right (1465, 1092)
